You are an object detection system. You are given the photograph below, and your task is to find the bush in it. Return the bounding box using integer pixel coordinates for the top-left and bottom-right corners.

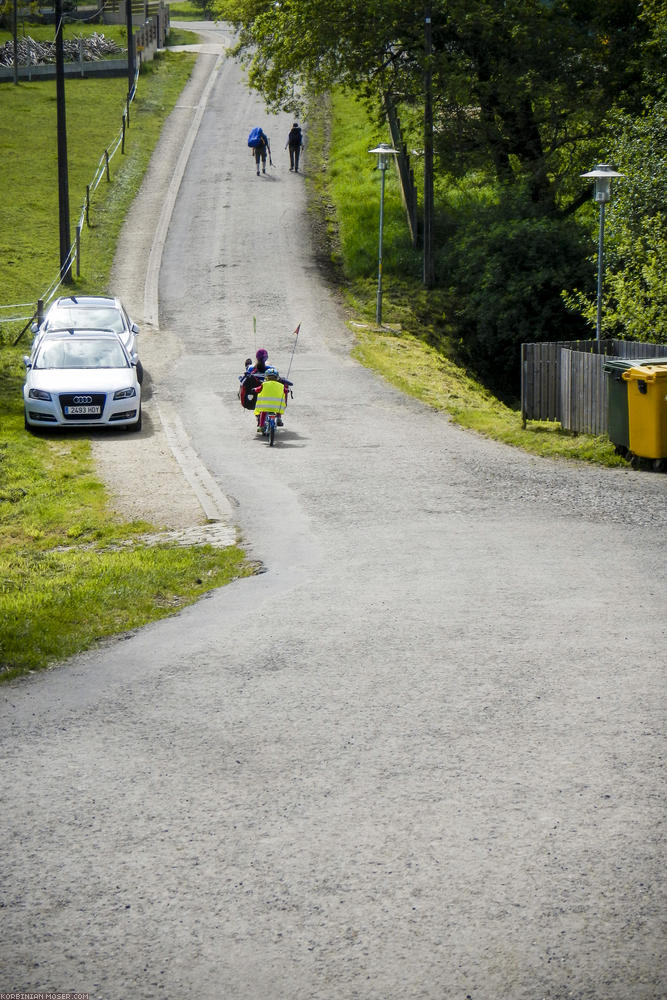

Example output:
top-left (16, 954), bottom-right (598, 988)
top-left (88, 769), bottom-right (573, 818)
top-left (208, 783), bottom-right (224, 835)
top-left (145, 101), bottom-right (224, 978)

top-left (438, 193), bottom-right (591, 398)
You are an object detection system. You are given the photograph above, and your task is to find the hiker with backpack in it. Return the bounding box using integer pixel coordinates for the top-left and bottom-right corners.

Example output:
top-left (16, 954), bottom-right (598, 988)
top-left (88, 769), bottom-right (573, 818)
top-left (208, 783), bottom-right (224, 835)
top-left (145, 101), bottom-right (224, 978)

top-left (248, 127), bottom-right (272, 175)
top-left (285, 122), bottom-right (303, 172)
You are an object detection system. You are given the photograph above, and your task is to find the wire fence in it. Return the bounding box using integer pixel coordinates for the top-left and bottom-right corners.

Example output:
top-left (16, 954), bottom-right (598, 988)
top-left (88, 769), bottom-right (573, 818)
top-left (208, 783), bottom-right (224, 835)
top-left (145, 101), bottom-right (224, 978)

top-left (1, 60), bottom-right (140, 346)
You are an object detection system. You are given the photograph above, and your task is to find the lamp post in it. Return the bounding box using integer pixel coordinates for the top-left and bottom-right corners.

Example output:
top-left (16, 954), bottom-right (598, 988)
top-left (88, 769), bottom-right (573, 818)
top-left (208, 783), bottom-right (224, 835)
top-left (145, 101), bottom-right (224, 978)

top-left (369, 143), bottom-right (398, 326)
top-left (580, 163), bottom-right (624, 342)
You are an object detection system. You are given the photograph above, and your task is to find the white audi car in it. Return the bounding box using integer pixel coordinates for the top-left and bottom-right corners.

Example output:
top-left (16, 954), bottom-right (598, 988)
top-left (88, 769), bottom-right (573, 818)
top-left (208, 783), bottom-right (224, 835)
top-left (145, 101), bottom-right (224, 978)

top-left (32, 294), bottom-right (143, 382)
top-left (23, 329), bottom-right (142, 432)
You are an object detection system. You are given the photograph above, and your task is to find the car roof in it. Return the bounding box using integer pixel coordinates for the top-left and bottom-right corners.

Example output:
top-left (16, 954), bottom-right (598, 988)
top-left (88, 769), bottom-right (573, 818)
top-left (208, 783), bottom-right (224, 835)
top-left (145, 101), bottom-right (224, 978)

top-left (51, 295), bottom-right (119, 307)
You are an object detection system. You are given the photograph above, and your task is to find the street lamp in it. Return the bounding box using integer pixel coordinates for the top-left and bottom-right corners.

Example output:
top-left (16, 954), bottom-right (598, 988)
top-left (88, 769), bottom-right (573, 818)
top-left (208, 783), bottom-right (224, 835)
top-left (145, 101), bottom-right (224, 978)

top-left (369, 142), bottom-right (398, 326)
top-left (580, 163), bottom-right (624, 342)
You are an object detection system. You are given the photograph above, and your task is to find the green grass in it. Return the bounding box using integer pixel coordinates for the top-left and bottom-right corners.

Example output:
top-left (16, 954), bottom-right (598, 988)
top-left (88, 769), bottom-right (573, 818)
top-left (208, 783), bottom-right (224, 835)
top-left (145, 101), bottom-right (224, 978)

top-left (1, 49), bottom-right (198, 312)
top-left (0, 395), bottom-right (256, 683)
top-left (0, 42), bottom-right (256, 682)
top-left (1, 540), bottom-right (253, 682)
top-left (166, 25), bottom-right (202, 45)
top-left (309, 91), bottom-right (625, 468)
top-left (166, 2), bottom-right (210, 20)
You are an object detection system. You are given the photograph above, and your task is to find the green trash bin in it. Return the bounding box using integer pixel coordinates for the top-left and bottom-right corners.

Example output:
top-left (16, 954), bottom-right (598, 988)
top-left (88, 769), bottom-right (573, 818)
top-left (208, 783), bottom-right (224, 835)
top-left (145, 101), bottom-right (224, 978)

top-left (604, 359), bottom-right (634, 454)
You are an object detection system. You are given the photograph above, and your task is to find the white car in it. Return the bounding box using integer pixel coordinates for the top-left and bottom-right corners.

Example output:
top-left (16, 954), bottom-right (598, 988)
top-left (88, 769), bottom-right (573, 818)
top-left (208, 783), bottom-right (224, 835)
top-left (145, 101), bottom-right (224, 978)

top-left (23, 329), bottom-right (142, 432)
top-left (32, 294), bottom-right (143, 382)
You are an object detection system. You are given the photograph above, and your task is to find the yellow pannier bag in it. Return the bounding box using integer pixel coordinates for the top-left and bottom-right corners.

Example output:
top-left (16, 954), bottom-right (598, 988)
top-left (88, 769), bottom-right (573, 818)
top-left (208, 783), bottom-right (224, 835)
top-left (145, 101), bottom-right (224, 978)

top-left (254, 379), bottom-right (287, 414)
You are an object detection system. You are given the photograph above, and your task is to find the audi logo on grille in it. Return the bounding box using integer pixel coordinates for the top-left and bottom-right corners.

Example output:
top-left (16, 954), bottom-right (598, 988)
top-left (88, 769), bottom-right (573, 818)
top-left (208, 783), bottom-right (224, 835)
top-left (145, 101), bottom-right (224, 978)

top-left (73, 395), bottom-right (93, 404)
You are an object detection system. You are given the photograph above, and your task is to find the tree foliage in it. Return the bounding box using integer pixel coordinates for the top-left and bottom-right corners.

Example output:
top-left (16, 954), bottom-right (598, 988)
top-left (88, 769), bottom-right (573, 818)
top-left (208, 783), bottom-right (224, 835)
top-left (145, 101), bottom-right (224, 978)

top-left (565, 100), bottom-right (667, 343)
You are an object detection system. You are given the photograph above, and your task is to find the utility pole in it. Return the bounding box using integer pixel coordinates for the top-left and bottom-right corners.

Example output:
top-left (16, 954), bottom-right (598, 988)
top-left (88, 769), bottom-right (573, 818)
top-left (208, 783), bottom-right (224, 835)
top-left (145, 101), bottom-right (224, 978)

top-left (12, 0), bottom-right (18, 84)
top-left (423, 7), bottom-right (434, 289)
top-left (126, 0), bottom-right (135, 100)
top-left (54, 0), bottom-right (72, 283)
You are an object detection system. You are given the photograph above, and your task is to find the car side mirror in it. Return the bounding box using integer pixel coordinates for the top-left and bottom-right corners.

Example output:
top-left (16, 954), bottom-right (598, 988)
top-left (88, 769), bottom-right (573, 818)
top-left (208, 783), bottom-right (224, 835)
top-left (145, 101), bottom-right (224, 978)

top-left (131, 323), bottom-right (139, 334)
top-left (31, 322), bottom-right (39, 334)
top-left (23, 356), bottom-right (32, 368)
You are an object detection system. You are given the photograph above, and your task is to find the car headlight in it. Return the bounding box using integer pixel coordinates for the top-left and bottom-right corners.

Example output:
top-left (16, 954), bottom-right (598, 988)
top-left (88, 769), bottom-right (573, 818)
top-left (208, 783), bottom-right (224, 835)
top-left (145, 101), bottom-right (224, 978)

top-left (113, 386), bottom-right (137, 400)
top-left (28, 388), bottom-right (52, 401)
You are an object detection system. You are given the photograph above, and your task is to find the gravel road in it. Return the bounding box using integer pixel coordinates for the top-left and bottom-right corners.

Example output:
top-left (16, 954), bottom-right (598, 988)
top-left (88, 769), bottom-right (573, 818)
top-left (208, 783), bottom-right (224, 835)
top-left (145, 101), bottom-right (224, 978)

top-left (1, 24), bottom-right (665, 1000)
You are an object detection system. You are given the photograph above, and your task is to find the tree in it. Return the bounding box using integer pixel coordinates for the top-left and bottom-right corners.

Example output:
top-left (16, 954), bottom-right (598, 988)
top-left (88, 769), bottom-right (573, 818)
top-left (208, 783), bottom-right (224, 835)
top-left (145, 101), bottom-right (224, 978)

top-left (216, 0), bottom-right (653, 210)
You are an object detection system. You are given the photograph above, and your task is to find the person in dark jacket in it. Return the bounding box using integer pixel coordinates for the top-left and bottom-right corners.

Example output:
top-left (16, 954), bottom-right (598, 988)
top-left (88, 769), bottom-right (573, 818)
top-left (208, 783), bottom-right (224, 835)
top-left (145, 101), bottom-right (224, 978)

top-left (286, 122), bottom-right (303, 172)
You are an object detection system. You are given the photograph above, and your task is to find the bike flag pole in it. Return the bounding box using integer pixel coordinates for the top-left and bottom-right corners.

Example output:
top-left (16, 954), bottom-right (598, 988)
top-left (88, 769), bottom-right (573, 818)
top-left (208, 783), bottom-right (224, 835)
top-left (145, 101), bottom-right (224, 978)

top-left (285, 323), bottom-right (301, 380)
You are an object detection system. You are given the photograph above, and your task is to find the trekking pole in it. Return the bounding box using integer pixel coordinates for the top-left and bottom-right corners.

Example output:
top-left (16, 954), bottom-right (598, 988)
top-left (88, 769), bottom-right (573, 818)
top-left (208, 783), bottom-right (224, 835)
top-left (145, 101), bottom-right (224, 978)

top-left (285, 323), bottom-right (301, 380)
top-left (253, 315), bottom-right (257, 355)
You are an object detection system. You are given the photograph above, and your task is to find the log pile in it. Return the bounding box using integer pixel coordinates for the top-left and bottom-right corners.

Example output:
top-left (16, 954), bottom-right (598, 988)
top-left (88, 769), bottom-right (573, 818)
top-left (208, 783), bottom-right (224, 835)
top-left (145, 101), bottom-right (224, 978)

top-left (0, 33), bottom-right (122, 66)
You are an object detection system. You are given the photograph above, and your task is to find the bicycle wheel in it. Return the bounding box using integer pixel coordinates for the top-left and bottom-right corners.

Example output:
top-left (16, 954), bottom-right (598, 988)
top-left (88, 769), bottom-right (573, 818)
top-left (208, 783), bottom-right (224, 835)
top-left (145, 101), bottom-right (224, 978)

top-left (268, 417), bottom-right (275, 446)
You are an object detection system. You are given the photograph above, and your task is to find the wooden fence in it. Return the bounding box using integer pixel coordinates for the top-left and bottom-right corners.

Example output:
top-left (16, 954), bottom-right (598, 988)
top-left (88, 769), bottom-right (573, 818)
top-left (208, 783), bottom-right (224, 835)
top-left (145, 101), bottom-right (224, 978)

top-left (521, 338), bottom-right (667, 435)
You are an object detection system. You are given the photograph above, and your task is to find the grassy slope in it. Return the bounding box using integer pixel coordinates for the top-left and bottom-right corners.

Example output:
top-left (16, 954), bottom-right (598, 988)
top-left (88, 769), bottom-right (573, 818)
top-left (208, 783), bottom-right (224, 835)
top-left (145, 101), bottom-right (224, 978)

top-left (308, 91), bottom-right (625, 468)
top-left (0, 44), bottom-right (254, 683)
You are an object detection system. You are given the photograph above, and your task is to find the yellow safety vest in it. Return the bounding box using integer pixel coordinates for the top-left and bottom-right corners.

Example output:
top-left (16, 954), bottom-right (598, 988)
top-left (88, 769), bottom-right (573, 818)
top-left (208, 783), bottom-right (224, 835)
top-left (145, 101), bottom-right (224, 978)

top-left (254, 379), bottom-right (287, 414)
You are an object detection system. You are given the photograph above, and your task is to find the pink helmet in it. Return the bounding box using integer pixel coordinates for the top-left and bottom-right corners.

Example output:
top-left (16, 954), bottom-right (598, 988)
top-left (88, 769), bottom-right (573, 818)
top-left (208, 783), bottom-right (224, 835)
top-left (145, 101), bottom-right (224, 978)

top-left (256, 348), bottom-right (268, 362)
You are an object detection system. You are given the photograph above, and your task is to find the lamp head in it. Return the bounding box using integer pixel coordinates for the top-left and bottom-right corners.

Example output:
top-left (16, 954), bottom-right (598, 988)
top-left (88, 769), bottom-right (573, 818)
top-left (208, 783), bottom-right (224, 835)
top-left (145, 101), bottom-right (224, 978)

top-left (580, 163), bottom-right (624, 204)
top-left (368, 143), bottom-right (398, 170)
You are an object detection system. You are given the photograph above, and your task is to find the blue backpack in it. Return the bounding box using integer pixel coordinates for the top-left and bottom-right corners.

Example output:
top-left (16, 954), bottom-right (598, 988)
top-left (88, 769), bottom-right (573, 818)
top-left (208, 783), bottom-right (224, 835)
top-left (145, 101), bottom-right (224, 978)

top-left (248, 127), bottom-right (264, 148)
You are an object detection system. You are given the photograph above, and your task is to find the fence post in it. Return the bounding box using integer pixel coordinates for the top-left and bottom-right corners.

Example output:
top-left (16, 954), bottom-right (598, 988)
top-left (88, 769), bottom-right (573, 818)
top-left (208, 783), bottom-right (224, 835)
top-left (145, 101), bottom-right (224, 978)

top-left (75, 224), bottom-right (81, 276)
top-left (86, 184), bottom-right (90, 227)
top-left (520, 343), bottom-right (527, 428)
top-left (122, 113), bottom-right (126, 153)
top-left (105, 149), bottom-right (110, 182)
top-left (37, 299), bottom-right (44, 325)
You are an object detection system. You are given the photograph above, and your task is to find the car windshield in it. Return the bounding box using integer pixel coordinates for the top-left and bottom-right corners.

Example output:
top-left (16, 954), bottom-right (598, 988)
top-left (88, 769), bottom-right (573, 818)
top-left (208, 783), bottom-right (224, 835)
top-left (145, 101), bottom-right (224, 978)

top-left (47, 306), bottom-right (124, 333)
top-left (35, 338), bottom-right (129, 370)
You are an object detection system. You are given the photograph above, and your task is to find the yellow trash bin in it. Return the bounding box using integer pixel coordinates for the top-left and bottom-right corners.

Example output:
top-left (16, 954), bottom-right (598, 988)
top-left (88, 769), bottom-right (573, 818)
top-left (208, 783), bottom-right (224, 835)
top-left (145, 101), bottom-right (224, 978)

top-left (622, 362), bottom-right (667, 460)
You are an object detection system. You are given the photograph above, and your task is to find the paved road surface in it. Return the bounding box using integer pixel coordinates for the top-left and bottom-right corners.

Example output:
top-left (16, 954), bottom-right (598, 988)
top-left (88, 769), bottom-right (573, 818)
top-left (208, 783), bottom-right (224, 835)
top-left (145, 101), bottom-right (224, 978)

top-left (1, 25), bottom-right (665, 1000)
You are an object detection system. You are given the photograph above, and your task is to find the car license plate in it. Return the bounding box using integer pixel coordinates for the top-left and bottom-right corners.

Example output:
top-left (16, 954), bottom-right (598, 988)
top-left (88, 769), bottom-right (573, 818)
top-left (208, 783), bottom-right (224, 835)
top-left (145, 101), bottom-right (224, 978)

top-left (65, 404), bottom-right (101, 415)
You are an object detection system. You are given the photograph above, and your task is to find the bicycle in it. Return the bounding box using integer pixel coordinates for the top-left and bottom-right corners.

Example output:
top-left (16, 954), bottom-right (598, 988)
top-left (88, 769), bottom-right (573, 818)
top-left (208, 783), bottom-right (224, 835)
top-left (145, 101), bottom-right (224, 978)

top-left (254, 376), bottom-right (292, 446)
